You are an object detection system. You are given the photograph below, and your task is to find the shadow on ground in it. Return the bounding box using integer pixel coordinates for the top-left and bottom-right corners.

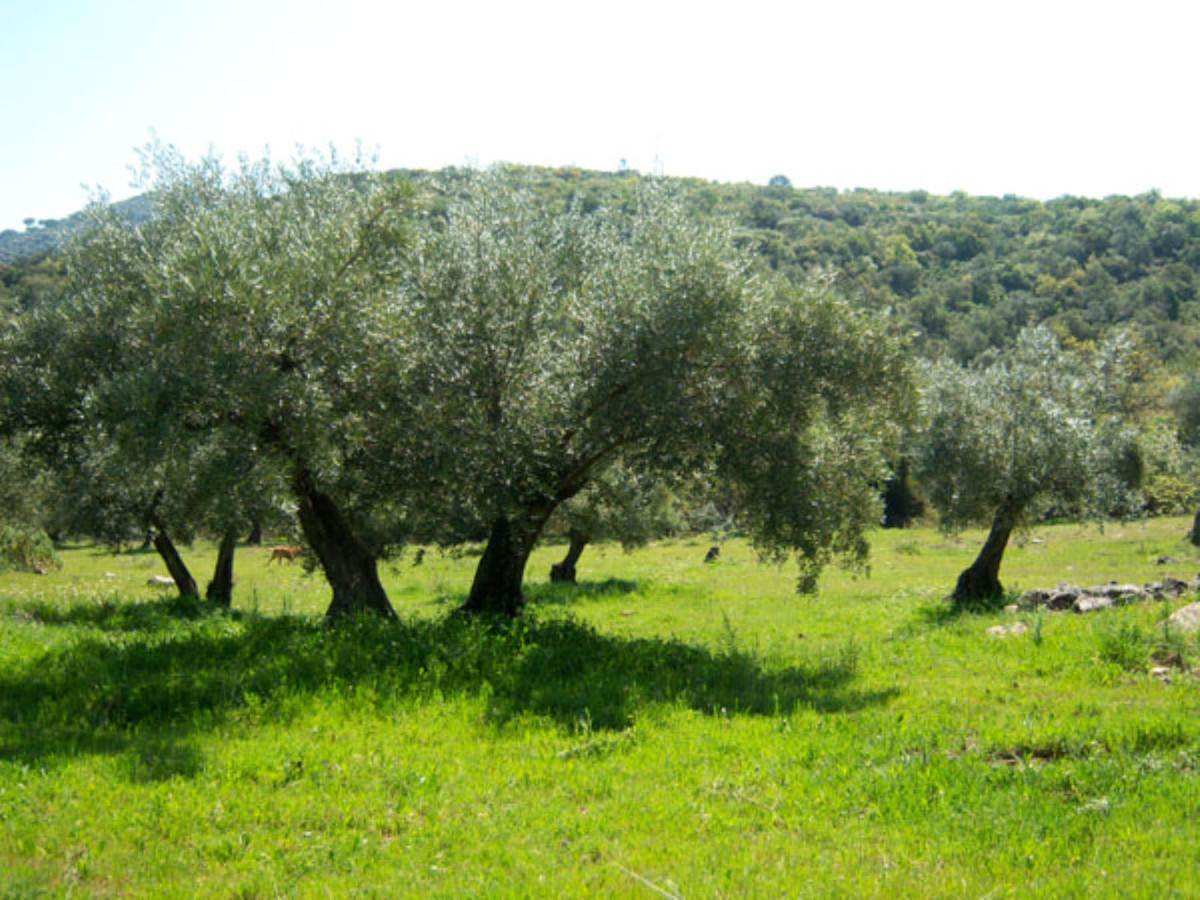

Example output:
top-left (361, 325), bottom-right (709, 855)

top-left (0, 596), bottom-right (898, 774)
top-left (527, 577), bottom-right (642, 604)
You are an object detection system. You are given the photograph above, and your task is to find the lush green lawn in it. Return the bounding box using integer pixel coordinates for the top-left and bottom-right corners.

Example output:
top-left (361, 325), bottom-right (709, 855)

top-left (2, 518), bottom-right (1199, 897)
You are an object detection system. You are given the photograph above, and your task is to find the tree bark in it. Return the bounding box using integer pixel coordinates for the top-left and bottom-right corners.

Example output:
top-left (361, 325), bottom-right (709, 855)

top-left (463, 509), bottom-right (552, 616)
top-left (205, 530), bottom-right (238, 608)
top-left (550, 528), bottom-right (589, 584)
top-left (294, 472), bottom-right (395, 619)
top-left (246, 520), bottom-right (263, 546)
top-left (952, 501), bottom-right (1019, 606)
top-left (1190, 508), bottom-right (1200, 547)
top-left (150, 517), bottom-right (200, 599)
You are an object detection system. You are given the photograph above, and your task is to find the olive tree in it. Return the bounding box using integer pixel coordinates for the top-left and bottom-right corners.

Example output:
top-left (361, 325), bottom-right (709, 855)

top-left (915, 327), bottom-right (1136, 605)
top-left (546, 462), bottom-right (683, 584)
top-left (3, 143), bottom-right (416, 614)
top-left (1167, 375), bottom-right (1200, 544)
top-left (396, 173), bottom-right (913, 615)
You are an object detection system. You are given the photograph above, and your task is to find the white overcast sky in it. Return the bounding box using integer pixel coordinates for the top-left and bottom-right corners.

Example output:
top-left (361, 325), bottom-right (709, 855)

top-left (2, 0), bottom-right (1198, 232)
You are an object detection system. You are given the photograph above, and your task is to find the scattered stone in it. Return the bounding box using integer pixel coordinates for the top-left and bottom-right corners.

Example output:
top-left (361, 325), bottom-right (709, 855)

top-left (104, 572), bottom-right (116, 579)
top-left (1151, 649), bottom-right (1184, 669)
top-left (1046, 587), bottom-right (1083, 611)
top-left (987, 622), bottom-right (1029, 638)
top-left (1003, 604), bottom-right (1019, 615)
top-left (1014, 573), bottom-right (1198, 616)
top-left (1088, 583), bottom-right (1146, 603)
top-left (1074, 594), bottom-right (1115, 614)
top-left (1018, 588), bottom-right (1052, 609)
top-left (147, 575), bottom-right (175, 587)
top-left (1150, 666), bottom-right (1173, 683)
top-left (1157, 555), bottom-right (1176, 565)
top-left (32, 566), bottom-right (47, 576)
top-left (1167, 602), bottom-right (1200, 633)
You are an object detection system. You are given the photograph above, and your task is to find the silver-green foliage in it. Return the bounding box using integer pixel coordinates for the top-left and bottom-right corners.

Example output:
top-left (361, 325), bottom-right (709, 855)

top-left (917, 326), bottom-right (1133, 531)
top-left (396, 172), bottom-right (913, 592)
top-left (36, 143), bottom-right (414, 545)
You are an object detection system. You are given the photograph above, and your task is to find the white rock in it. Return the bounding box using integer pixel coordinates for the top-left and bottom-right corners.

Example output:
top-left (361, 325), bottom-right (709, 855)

top-left (1074, 595), bottom-right (1115, 614)
top-left (1167, 602), bottom-right (1200, 633)
top-left (987, 622), bottom-right (1029, 638)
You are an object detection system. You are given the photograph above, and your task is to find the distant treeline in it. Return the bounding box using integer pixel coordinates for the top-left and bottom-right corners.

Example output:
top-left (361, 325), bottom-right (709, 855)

top-left (4, 168), bottom-right (1199, 367)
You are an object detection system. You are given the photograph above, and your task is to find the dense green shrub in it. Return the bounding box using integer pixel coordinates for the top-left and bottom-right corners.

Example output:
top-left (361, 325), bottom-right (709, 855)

top-left (0, 523), bottom-right (60, 573)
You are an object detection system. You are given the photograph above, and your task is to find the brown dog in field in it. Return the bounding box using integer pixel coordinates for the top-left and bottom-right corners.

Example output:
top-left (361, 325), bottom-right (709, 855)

top-left (267, 545), bottom-right (304, 564)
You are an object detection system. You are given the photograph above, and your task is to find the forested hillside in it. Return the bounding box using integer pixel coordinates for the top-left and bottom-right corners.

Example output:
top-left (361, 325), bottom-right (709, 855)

top-left (4, 169), bottom-right (1198, 370)
top-left (0, 194), bottom-right (152, 265)
top-left (475, 167), bottom-right (1200, 367)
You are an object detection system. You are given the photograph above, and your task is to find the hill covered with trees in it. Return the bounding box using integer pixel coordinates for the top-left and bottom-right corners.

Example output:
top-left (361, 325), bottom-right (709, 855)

top-left (5, 169), bottom-right (1198, 371)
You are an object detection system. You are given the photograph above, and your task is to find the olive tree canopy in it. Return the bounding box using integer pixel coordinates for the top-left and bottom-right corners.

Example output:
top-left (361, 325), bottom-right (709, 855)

top-left (2, 143), bottom-right (417, 614)
top-left (915, 327), bottom-right (1137, 605)
top-left (394, 173), bottom-right (914, 614)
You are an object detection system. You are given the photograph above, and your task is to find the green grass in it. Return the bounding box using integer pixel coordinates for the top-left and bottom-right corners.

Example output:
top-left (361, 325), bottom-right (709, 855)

top-left (2, 518), bottom-right (1199, 897)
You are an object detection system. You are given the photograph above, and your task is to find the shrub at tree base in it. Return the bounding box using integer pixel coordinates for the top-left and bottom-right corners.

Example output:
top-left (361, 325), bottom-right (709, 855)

top-left (0, 524), bottom-right (60, 573)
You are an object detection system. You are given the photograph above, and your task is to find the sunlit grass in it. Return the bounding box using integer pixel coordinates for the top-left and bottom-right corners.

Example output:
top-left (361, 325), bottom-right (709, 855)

top-left (1, 517), bottom-right (1198, 897)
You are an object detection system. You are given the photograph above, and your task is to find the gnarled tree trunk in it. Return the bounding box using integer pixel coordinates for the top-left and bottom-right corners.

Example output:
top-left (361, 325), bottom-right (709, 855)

top-left (952, 501), bottom-right (1019, 606)
top-left (150, 517), bottom-right (199, 599)
top-left (550, 528), bottom-right (589, 584)
top-left (1190, 508), bottom-right (1200, 547)
top-left (463, 507), bottom-right (553, 616)
top-left (205, 530), bottom-right (238, 608)
top-left (294, 472), bottom-right (395, 619)
top-left (246, 519), bottom-right (263, 546)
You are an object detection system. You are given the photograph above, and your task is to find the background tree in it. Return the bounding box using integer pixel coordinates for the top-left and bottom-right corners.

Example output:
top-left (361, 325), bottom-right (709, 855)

top-left (546, 462), bottom-right (684, 584)
top-left (1168, 375), bottom-right (1200, 544)
top-left (915, 327), bottom-right (1137, 605)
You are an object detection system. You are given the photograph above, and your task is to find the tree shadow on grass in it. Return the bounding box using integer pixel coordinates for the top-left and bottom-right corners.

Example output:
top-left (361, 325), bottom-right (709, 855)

top-left (0, 597), bottom-right (898, 775)
top-left (527, 578), bottom-right (642, 605)
top-left (7, 594), bottom-right (221, 631)
top-left (915, 590), bottom-right (1019, 628)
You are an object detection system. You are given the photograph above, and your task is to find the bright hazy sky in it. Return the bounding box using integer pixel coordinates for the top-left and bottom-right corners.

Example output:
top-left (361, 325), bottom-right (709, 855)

top-left (3, 0), bottom-right (1198, 232)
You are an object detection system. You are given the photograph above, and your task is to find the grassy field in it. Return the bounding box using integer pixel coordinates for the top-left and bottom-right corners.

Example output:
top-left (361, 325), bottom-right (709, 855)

top-left (1, 517), bottom-right (1199, 898)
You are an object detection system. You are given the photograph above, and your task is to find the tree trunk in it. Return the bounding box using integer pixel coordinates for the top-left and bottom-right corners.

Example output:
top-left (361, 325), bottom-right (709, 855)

top-left (294, 472), bottom-right (395, 619)
top-left (1190, 508), bottom-right (1200, 547)
top-left (246, 520), bottom-right (263, 546)
top-left (550, 528), bottom-right (589, 584)
top-left (150, 518), bottom-right (199, 599)
top-left (205, 530), bottom-right (237, 608)
top-left (463, 509), bottom-right (552, 616)
top-left (882, 458), bottom-right (924, 528)
top-left (952, 502), bottom-right (1018, 606)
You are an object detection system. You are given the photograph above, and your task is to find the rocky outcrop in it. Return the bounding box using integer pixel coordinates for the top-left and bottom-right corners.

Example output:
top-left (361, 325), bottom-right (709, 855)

top-left (1017, 575), bottom-right (1200, 614)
